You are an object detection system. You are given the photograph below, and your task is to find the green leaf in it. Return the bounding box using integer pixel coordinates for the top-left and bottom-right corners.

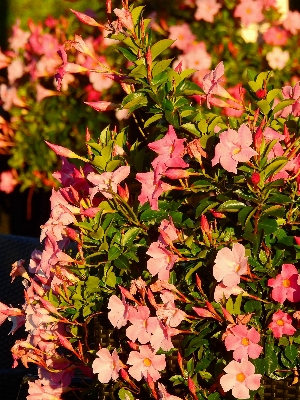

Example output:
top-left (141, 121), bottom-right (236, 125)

top-left (196, 200), bottom-right (219, 217)
top-left (108, 245), bottom-right (122, 261)
top-left (267, 89), bottom-right (281, 103)
top-left (152, 59), bottom-right (173, 77)
top-left (257, 99), bottom-right (270, 115)
top-left (121, 227), bottom-right (140, 246)
top-left (285, 345), bottom-right (297, 362)
top-left (114, 254), bottom-right (130, 270)
top-left (144, 113), bottom-right (163, 128)
top-left (121, 92), bottom-right (148, 109)
top-left (265, 342), bottom-right (279, 375)
top-left (118, 47), bottom-right (136, 62)
top-left (273, 99), bottom-right (295, 114)
top-left (106, 160), bottom-right (121, 172)
top-left (176, 80), bottom-right (204, 96)
top-left (131, 6), bottom-right (145, 25)
top-left (217, 200), bottom-right (246, 212)
top-left (181, 122), bottom-right (201, 137)
top-left (234, 293), bottom-right (243, 315)
top-left (258, 217), bottom-right (278, 235)
top-left (263, 157), bottom-right (288, 180)
top-left (226, 297), bottom-right (234, 314)
top-left (128, 64), bottom-right (147, 78)
top-left (106, 271), bottom-right (116, 287)
top-left (151, 39), bottom-right (175, 61)
top-left (118, 388), bottom-right (134, 400)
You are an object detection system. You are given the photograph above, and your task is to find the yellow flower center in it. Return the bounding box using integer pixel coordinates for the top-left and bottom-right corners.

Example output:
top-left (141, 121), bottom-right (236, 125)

top-left (276, 319), bottom-right (284, 326)
top-left (241, 337), bottom-right (249, 346)
top-left (246, 8), bottom-right (252, 14)
top-left (236, 372), bottom-right (246, 382)
top-left (232, 147), bottom-right (241, 155)
top-left (143, 358), bottom-right (152, 367)
top-left (236, 264), bottom-right (241, 272)
top-left (282, 279), bottom-right (290, 288)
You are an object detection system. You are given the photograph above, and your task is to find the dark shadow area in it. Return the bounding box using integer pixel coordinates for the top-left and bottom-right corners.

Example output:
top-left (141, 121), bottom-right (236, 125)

top-left (290, 0), bottom-right (300, 11)
top-left (0, 0), bottom-right (8, 49)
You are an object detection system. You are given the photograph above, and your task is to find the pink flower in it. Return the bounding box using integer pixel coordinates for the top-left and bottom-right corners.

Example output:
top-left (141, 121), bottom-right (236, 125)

top-left (234, 0), bottom-right (264, 27)
top-left (267, 264), bottom-right (300, 304)
top-left (148, 125), bottom-right (188, 172)
top-left (214, 283), bottom-right (244, 302)
top-left (202, 62), bottom-right (232, 108)
top-left (266, 47), bottom-right (289, 70)
top-left (220, 359), bottom-right (261, 399)
top-left (136, 171), bottom-right (171, 211)
top-left (127, 345), bottom-right (166, 382)
top-left (282, 11), bottom-right (300, 35)
top-left (225, 325), bottom-right (263, 361)
top-left (280, 82), bottom-right (300, 118)
top-left (156, 291), bottom-right (186, 327)
top-left (87, 166), bottom-right (130, 201)
top-left (268, 310), bottom-right (296, 338)
top-left (92, 348), bottom-right (122, 383)
top-left (158, 217), bottom-right (178, 245)
top-left (0, 170), bottom-right (18, 193)
top-left (113, 8), bottom-right (134, 31)
top-left (263, 26), bottom-right (288, 46)
top-left (8, 20), bottom-right (30, 52)
top-left (146, 241), bottom-right (178, 281)
top-left (195, 0), bottom-right (222, 23)
top-left (212, 124), bottom-right (257, 174)
top-left (168, 24), bottom-right (196, 51)
top-left (157, 383), bottom-right (182, 400)
top-left (7, 58), bottom-right (25, 85)
top-left (180, 43), bottom-right (212, 71)
top-left (213, 243), bottom-right (248, 287)
top-left (27, 379), bottom-right (64, 400)
top-left (107, 295), bottom-right (129, 328)
top-left (126, 306), bottom-right (159, 344)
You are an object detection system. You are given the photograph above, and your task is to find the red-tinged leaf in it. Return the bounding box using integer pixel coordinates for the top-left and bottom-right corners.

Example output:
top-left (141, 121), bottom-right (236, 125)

top-left (70, 8), bottom-right (102, 27)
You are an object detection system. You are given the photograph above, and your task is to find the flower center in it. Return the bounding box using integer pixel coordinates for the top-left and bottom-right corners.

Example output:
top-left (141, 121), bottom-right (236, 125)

top-left (241, 337), bottom-right (249, 346)
top-left (236, 372), bottom-right (246, 382)
top-left (143, 358), bottom-right (152, 367)
top-left (276, 319), bottom-right (284, 326)
top-left (282, 279), bottom-right (290, 288)
top-left (246, 8), bottom-right (252, 14)
top-left (232, 147), bottom-right (241, 155)
top-left (236, 264), bottom-right (241, 272)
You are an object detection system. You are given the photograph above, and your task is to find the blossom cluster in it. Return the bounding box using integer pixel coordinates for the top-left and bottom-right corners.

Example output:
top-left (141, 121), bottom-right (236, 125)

top-left (1, 3), bottom-right (300, 400)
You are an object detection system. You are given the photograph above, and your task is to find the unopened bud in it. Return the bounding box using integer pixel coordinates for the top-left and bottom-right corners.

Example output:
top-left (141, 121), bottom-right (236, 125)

top-left (251, 172), bottom-right (260, 186)
top-left (256, 88), bottom-right (267, 99)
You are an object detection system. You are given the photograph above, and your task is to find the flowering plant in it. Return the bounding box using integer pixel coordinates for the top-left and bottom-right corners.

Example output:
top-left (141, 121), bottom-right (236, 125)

top-left (2, 2), bottom-right (300, 400)
top-left (1, 0), bottom-right (300, 194)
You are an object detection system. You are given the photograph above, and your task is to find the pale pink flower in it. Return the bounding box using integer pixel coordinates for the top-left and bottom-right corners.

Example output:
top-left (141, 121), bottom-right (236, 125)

top-left (267, 264), bottom-right (300, 304)
top-left (280, 82), bottom-right (300, 118)
top-left (282, 11), bottom-right (300, 35)
top-left (181, 43), bottom-right (212, 71)
top-left (214, 283), bottom-right (244, 302)
top-left (0, 170), bottom-right (18, 193)
top-left (220, 359), bottom-right (261, 399)
top-left (87, 166), bottom-right (130, 201)
top-left (89, 71), bottom-right (114, 92)
top-left (157, 382), bottom-right (182, 400)
top-left (234, 0), bottom-right (264, 27)
top-left (195, 0), bottom-right (222, 23)
top-left (127, 345), bottom-right (166, 382)
top-left (36, 84), bottom-right (59, 103)
top-left (223, 84), bottom-right (244, 117)
top-left (136, 171), bottom-right (171, 211)
top-left (158, 217), bottom-right (178, 245)
top-left (148, 125), bottom-right (188, 171)
top-left (212, 124), bottom-right (257, 174)
top-left (268, 310), bottom-right (296, 338)
top-left (150, 323), bottom-right (179, 351)
top-left (92, 348), bottom-right (122, 383)
top-left (213, 243), bottom-right (248, 287)
top-left (113, 8), bottom-right (134, 31)
top-left (7, 58), bottom-right (25, 85)
top-left (115, 108), bottom-right (130, 120)
top-left (168, 24), bottom-right (196, 51)
top-left (8, 20), bottom-right (30, 53)
top-left (225, 325), bottom-right (263, 361)
top-left (156, 291), bottom-right (186, 327)
top-left (202, 61), bottom-right (232, 108)
top-left (126, 306), bottom-right (159, 344)
top-left (0, 84), bottom-right (25, 111)
top-left (263, 26), bottom-right (288, 46)
top-left (146, 241), bottom-right (178, 281)
top-left (27, 379), bottom-right (64, 400)
top-left (266, 47), bottom-right (289, 70)
top-left (0, 49), bottom-right (10, 69)
top-left (107, 295), bottom-right (129, 329)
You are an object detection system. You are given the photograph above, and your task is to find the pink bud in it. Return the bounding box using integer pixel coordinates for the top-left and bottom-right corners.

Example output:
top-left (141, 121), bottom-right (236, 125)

top-left (175, 61), bottom-right (183, 73)
top-left (81, 207), bottom-right (100, 218)
top-left (45, 141), bottom-right (77, 158)
top-left (39, 298), bottom-right (59, 315)
top-left (188, 377), bottom-right (198, 400)
top-left (70, 9), bottom-right (102, 27)
top-left (254, 124), bottom-right (264, 152)
top-left (65, 227), bottom-right (80, 243)
top-left (200, 215), bottom-right (210, 233)
top-left (256, 88), bottom-right (267, 99)
top-left (163, 169), bottom-right (190, 179)
top-left (251, 172), bottom-right (260, 186)
top-left (84, 101), bottom-right (119, 112)
top-left (117, 183), bottom-right (129, 202)
top-left (210, 209), bottom-right (226, 218)
top-left (294, 236), bottom-right (300, 245)
top-left (284, 124), bottom-right (291, 146)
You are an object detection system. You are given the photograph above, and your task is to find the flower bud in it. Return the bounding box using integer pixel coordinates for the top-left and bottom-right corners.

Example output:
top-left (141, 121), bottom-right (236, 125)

top-left (256, 88), bottom-right (267, 99)
top-left (251, 172), bottom-right (260, 186)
